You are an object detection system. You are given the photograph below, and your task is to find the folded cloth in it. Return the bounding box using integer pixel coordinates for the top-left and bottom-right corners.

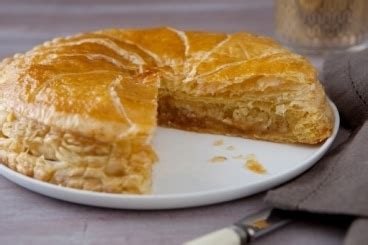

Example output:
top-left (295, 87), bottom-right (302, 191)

top-left (265, 49), bottom-right (368, 245)
top-left (323, 49), bottom-right (368, 129)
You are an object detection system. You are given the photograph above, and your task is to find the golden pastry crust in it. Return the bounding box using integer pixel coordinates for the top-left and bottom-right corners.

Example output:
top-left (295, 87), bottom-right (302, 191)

top-left (0, 27), bottom-right (334, 193)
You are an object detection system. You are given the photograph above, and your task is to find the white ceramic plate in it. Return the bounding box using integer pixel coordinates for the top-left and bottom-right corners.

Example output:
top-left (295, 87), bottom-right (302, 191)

top-left (0, 101), bottom-right (339, 210)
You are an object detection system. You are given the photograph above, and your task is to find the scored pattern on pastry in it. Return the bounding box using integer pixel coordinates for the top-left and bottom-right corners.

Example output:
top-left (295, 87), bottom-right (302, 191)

top-left (0, 27), bottom-right (334, 194)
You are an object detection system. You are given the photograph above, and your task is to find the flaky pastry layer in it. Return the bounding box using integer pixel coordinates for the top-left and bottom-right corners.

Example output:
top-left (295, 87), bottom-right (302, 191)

top-left (0, 111), bottom-right (156, 193)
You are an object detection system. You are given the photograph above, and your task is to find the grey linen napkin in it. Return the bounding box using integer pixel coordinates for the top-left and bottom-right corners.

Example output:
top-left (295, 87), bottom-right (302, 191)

top-left (265, 49), bottom-right (368, 245)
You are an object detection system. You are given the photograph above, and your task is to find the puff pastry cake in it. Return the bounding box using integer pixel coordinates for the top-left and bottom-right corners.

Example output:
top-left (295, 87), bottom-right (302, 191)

top-left (0, 27), bottom-right (334, 194)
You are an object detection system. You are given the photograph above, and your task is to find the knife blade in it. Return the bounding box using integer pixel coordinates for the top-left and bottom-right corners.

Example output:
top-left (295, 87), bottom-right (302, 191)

top-left (184, 208), bottom-right (292, 245)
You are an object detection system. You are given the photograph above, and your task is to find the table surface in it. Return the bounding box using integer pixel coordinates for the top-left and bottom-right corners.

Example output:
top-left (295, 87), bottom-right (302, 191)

top-left (0, 1), bottom-right (346, 244)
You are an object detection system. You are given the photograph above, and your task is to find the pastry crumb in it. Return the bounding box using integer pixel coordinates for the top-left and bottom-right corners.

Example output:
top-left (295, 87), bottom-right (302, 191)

top-left (245, 154), bottom-right (267, 174)
top-left (253, 220), bottom-right (269, 229)
top-left (226, 145), bottom-right (235, 151)
top-left (213, 139), bottom-right (224, 146)
top-left (210, 156), bottom-right (227, 163)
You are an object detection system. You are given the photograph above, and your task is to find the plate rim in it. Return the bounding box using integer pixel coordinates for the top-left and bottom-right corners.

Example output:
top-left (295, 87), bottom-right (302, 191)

top-left (0, 100), bottom-right (340, 209)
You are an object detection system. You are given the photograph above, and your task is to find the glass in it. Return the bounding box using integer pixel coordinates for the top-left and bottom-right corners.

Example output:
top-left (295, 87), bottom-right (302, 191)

top-left (274, 0), bottom-right (368, 54)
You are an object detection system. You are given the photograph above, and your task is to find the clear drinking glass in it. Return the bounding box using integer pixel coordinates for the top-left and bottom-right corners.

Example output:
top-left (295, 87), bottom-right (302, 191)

top-left (274, 0), bottom-right (368, 54)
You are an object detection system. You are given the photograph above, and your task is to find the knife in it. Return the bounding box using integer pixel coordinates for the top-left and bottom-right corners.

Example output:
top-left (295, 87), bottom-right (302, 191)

top-left (184, 208), bottom-right (292, 245)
